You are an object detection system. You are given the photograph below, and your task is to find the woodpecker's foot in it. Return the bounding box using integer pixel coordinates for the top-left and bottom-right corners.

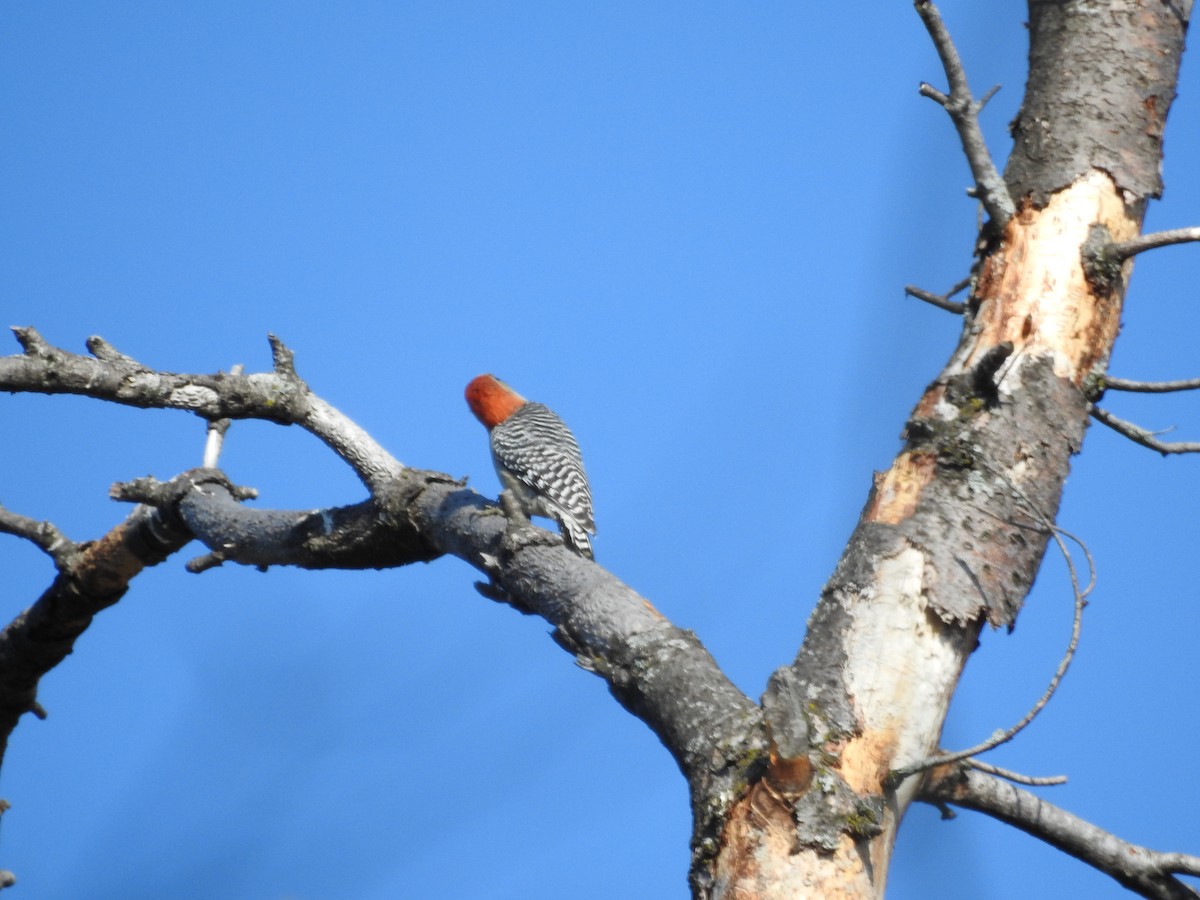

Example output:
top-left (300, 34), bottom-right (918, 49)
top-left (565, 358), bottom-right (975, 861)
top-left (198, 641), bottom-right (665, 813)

top-left (500, 523), bottom-right (563, 556)
top-left (498, 489), bottom-right (524, 520)
top-left (495, 490), bottom-right (561, 554)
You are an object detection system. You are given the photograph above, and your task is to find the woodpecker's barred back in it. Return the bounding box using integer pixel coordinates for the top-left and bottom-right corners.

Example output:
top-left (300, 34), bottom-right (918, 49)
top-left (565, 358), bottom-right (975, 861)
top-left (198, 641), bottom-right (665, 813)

top-left (465, 374), bottom-right (596, 560)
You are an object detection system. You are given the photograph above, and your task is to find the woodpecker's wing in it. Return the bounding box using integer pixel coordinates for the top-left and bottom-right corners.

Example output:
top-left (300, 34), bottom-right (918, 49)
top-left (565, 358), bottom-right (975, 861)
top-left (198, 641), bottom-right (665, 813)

top-left (489, 402), bottom-right (595, 533)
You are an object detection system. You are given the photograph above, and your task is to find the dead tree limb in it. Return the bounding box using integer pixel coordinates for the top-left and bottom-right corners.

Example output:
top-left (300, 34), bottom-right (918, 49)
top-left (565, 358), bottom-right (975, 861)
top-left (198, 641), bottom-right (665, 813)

top-left (1090, 406), bottom-right (1200, 455)
top-left (920, 764), bottom-right (1200, 900)
top-left (904, 277), bottom-right (970, 314)
top-left (0, 329), bottom-right (768, 879)
top-left (1106, 226), bottom-right (1200, 260)
top-left (0, 499), bottom-right (193, 764)
top-left (915, 0), bottom-right (1014, 228)
top-left (1103, 375), bottom-right (1200, 394)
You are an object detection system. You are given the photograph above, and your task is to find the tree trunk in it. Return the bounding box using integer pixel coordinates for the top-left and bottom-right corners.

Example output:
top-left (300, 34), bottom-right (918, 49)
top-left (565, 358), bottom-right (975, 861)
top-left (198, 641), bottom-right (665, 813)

top-left (704, 2), bottom-right (1189, 895)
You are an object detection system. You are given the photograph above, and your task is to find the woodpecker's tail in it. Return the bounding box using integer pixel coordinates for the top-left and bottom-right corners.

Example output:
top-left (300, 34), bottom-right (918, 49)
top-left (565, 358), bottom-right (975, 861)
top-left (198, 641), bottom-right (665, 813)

top-left (558, 516), bottom-right (595, 561)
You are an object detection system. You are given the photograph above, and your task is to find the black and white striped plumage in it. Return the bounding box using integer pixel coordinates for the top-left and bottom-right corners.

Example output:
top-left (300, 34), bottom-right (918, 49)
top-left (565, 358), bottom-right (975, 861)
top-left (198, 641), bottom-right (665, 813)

top-left (489, 402), bottom-right (596, 559)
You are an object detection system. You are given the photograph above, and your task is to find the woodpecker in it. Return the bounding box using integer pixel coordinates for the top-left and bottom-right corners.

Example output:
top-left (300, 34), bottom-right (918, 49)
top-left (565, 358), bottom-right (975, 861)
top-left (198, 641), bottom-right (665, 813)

top-left (465, 374), bottom-right (596, 560)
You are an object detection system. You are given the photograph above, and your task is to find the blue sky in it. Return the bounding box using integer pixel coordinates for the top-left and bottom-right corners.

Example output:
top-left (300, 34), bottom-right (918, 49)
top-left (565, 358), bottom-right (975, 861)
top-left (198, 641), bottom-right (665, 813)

top-left (2, 4), bottom-right (1199, 898)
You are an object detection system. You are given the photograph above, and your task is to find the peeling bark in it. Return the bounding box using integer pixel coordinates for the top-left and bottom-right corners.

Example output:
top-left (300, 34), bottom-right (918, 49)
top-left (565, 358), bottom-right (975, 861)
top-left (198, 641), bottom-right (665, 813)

top-left (705, 4), bottom-right (1189, 895)
top-left (1007, 0), bottom-right (1189, 207)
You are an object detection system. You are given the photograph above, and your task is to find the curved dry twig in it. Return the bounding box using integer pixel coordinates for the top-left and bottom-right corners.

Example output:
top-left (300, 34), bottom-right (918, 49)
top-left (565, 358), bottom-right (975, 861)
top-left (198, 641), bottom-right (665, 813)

top-left (914, 0), bottom-right (1015, 228)
top-left (966, 758), bottom-right (1066, 787)
top-left (890, 526), bottom-right (1090, 784)
top-left (890, 475), bottom-right (1096, 785)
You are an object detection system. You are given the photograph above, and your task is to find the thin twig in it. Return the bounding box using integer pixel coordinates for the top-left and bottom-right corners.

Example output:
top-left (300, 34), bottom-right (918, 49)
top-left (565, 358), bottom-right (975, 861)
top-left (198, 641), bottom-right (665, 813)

top-left (1103, 375), bottom-right (1200, 394)
top-left (904, 286), bottom-right (966, 314)
top-left (0, 507), bottom-right (78, 570)
top-left (914, 0), bottom-right (1015, 228)
top-left (892, 527), bottom-right (1089, 783)
top-left (967, 758), bottom-right (1067, 787)
top-left (202, 363), bottom-right (245, 467)
top-left (1090, 405), bottom-right (1200, 455)
top-left (904, 276), bottom-right (971, 314)
top-left (1107, 226), bottom-right (1200, 260)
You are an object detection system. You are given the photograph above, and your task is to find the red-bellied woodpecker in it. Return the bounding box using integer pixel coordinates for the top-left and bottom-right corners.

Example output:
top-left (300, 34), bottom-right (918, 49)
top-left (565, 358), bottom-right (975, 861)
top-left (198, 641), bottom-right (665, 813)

top-left (465, 374), bottom-right (596, 560)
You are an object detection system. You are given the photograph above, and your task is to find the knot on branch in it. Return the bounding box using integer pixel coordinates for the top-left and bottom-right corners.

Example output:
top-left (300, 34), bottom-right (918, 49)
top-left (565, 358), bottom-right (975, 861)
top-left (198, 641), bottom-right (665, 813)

top-left (267, 333), bottom-right (305, 388)
top-left (1081, 223), bottom-right (1123, 295)
top-left (790, 768), bottom-right (884, 852)
top-left (11, 327), bottom-right (52, 358)
top-left (85, 335), bottom-right (144, 367)
top-left (1082, 371), bottom-right (1107, 403)
top-left (902, 346), bottom-right (1013, 473)
top-left (761, 668), bottom-right (813, 794)
top-left (941, 342), bottom-right (1014, 413)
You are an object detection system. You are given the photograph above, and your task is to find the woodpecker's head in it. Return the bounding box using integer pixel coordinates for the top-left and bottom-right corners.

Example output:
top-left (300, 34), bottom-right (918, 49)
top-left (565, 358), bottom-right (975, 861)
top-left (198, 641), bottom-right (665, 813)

top-left (465, 374), bottom-right (527, 429)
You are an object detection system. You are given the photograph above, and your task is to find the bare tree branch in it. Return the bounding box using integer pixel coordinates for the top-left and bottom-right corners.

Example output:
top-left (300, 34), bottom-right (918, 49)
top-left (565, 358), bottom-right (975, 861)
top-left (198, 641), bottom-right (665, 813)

top-left (0, 500), bottom-right (194, 764)
top-left (1107, 226), bottom-right (1200, 260)
top-left (0, 330), bottom-right (768, 871)
top-left (914, 0), bottom-right (1015, 228)
top-left (1090, 405), bottom-right (1200, 455)
top-left (920, 764), bottom-right (1200, 900)
top-left (0, 327), bottom-right (405, 493)
top-left (1082, 225), bottom-right (1200, 293)
top-left (904, 276), bottom-right (971, 314)
top-left (0, 507), bottom-right (78, 570)
top-left (1103, 375), bottom-right (1200, 394)
top-left (109, 469), bottom-right (440, 572)
top-left (966, 759), bottom-right (1067, 787)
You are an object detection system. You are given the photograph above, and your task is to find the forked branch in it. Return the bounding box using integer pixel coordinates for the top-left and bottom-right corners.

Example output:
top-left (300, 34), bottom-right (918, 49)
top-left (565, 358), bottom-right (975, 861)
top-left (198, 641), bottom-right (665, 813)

top-left (0, 329), bottom-right (768, 866)
top-left (914, 0), bottom-right (1015, 228)
top-left (0, 508), bottom-right (77, 570)
top-left (904, 276), bottom-right (971, 314)
top-left (1, 327), bottom-right (405, 493)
